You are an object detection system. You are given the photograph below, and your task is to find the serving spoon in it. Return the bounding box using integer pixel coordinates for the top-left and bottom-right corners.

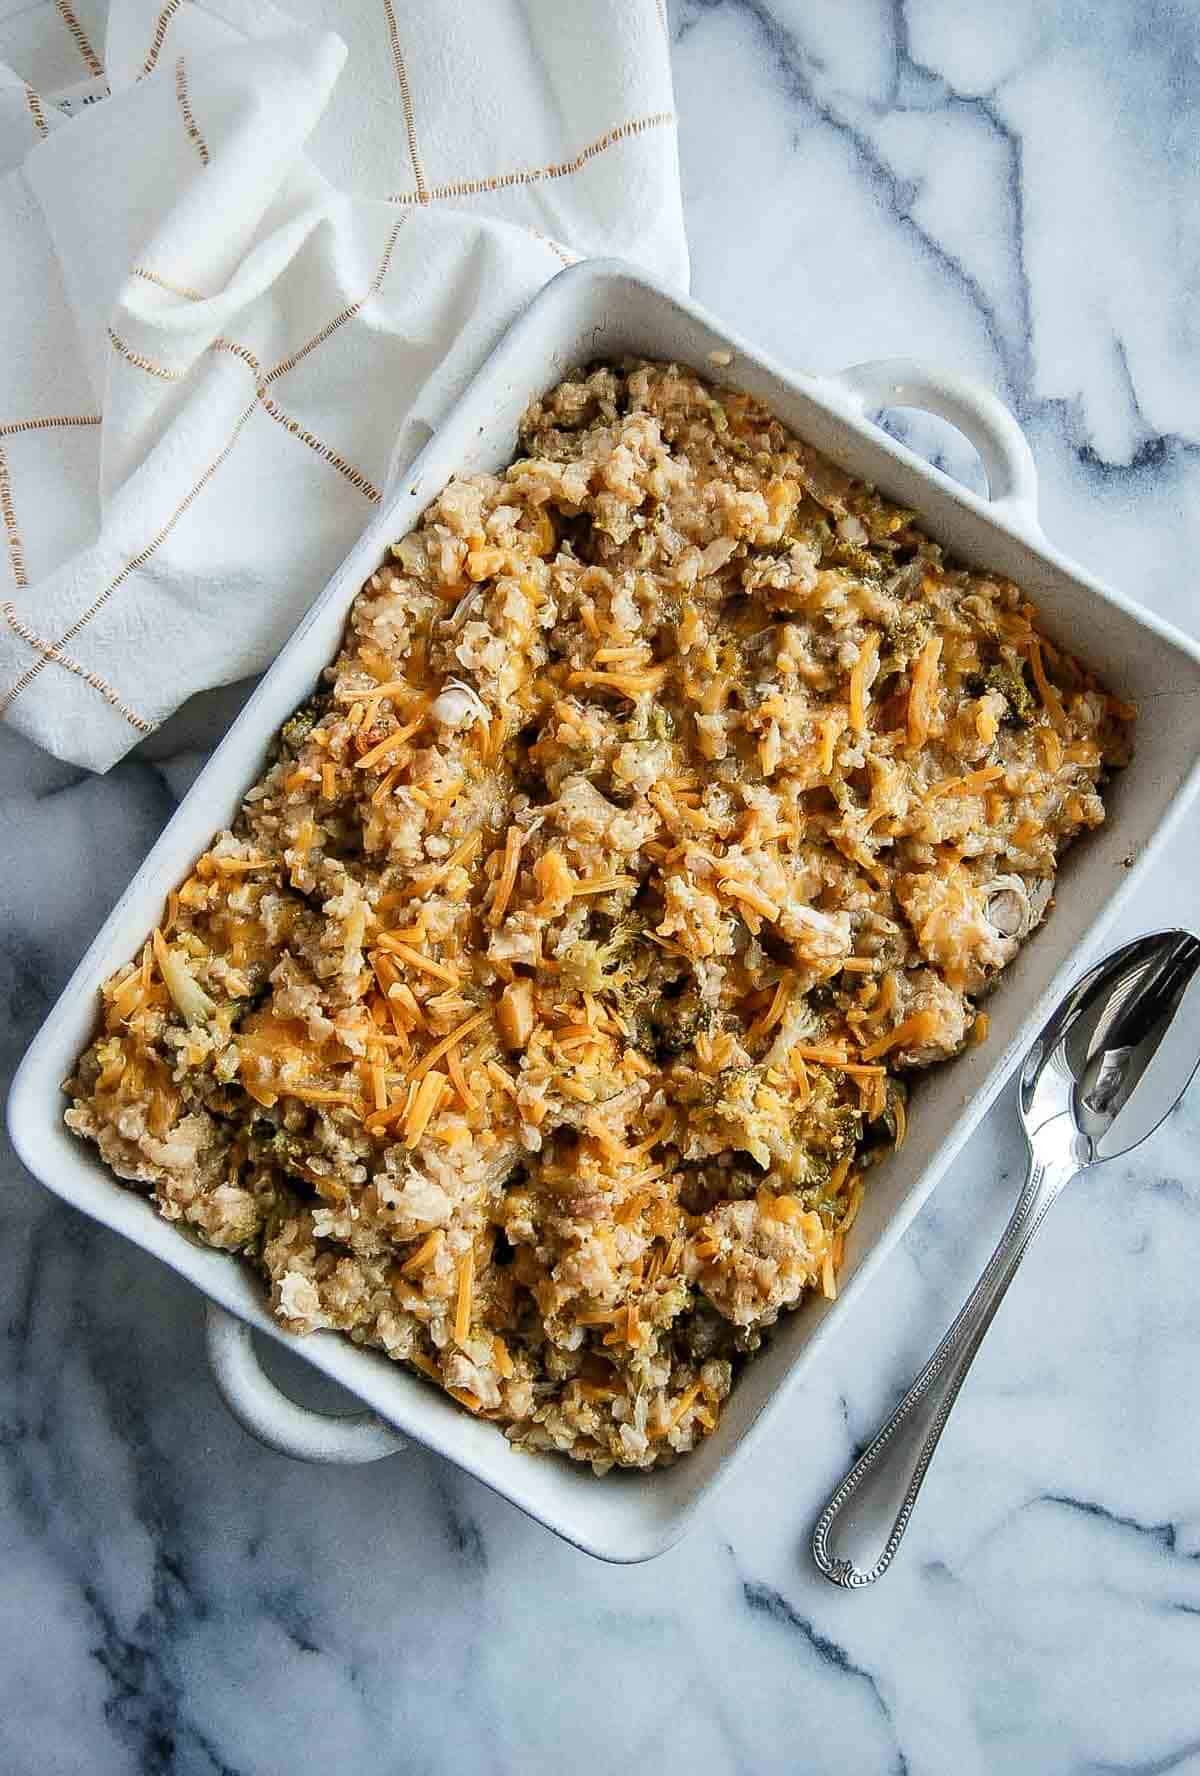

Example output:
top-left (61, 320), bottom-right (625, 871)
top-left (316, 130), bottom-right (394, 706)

top-left (812, 928), bottom-right (1200, 1589)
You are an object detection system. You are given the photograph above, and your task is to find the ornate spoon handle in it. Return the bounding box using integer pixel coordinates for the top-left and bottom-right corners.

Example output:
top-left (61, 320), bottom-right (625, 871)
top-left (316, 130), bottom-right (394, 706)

top-left (812, 1142), bottom-right (1079, 1587)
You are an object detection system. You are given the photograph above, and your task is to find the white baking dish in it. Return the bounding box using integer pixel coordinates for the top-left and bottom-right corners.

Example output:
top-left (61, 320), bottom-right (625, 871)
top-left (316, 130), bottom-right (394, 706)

top-left (10, 262), bottom-right (1200, 1563)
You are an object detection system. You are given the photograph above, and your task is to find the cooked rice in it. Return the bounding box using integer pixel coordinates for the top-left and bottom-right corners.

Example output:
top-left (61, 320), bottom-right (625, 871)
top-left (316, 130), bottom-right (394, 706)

top-left (66, 361), bottom-right (1133, 1472)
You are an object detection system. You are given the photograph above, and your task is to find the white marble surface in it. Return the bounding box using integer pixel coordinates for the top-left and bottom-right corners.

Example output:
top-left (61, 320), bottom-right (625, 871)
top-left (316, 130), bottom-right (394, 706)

top-left (5, 3), bottom-right (1200, 1771)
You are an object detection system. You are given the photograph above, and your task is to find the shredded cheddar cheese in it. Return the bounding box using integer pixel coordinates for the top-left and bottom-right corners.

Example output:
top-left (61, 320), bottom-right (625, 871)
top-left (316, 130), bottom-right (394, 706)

top-left (1026, 638), bottom-right (1068, 732)
top-left (403, 1072), bottom-right (445, 1148)
top-left (567, 664), bottom-right (670, 697)
top-left (454, 1248), bottom-right (474, 1347)
top-left (907, 635), bottom-right (943, 747)
top-left (719, 876), bottom-right (781, 921)
top-left (848, 630), bottom-right (880, 736)
top-left (354, 712), bottom-right (428, 772)
top-left (926, 763), bottom-right (1006, 801)
top-left (376, 939), bottom-right (461, 987)
top-left (859, 1010), bottom-right (940, 1061)
top-left (401, 1230), bottom-right (443, 1276)
top-left (489, 825), bottom-right (523, 928)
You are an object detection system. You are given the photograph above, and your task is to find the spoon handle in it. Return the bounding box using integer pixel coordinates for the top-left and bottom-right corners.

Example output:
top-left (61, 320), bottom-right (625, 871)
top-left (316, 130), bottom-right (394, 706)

top-left (812, 1143), bottom-right (1079, 1587)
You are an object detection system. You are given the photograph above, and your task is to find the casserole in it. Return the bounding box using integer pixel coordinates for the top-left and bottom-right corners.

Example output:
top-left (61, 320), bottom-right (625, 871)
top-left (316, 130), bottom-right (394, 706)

top-left (10, 261), bottom-right (1200, 1561)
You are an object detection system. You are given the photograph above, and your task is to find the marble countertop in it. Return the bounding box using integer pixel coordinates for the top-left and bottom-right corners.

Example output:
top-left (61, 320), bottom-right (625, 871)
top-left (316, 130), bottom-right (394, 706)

top-left (5, 3), bottom-right (1200, 1771)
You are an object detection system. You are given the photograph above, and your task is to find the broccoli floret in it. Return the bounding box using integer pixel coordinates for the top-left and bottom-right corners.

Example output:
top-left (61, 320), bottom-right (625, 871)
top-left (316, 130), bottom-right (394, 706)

top-left (280, 693), bottom-right (327, 752)
top-left (823, 536), bottom-right (882, 579)
top-left (984, 662), bottom-right (1036, 723)
top-left (226, 983), bottom-right (271, 1031)
top-left (846, 491), bottom-right (916, 542)
top-left (559, 916), bottom-right (645, 998)
top-left (559, 939), bottom-right (621, 998)
top-left (649, 990), bottom-right (713, 1059)
top-left (265, 1128), bottom-right (317, 1190)
top-left (884, 603), bottom-right (934, 667)
top-left (624, 702), bottom-right (676, 743)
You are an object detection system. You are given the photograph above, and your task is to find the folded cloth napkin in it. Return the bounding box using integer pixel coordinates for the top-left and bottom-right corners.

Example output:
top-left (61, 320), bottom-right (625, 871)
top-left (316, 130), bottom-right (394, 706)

top-left (0, 0), bottom-right (686, 770)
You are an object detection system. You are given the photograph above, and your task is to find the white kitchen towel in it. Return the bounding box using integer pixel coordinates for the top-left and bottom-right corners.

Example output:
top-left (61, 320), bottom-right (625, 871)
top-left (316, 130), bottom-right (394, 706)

top-left (0, 0), bottom-right (685, 770)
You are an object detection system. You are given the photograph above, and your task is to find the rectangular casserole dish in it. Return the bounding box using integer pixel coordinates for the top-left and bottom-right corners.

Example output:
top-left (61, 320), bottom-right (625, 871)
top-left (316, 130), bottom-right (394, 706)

top-left (10, 261), bottom-right (1200, 1563)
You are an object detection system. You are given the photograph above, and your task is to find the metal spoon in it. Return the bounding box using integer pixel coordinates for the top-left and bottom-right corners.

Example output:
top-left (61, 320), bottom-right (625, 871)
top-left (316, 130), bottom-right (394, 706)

top-left (812, 929), bottom-right (1200, 1589)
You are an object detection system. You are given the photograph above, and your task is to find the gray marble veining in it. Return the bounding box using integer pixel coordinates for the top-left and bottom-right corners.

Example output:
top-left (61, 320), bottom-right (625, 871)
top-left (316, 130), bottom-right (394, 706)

top-left (4, 3), bottom-right (1200, 1771)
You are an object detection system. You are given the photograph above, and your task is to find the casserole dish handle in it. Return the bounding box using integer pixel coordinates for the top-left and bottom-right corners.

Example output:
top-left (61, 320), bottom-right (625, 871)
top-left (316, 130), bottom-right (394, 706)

top-left (827, 359), bottom-right (1040, 530)
top-left (205, 1302), bottom-right (406, 1462)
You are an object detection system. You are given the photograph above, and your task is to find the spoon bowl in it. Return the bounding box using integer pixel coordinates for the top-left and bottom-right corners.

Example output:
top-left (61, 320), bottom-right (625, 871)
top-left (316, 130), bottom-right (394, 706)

top-left (1019, 930), bottom-right (1200, 1160)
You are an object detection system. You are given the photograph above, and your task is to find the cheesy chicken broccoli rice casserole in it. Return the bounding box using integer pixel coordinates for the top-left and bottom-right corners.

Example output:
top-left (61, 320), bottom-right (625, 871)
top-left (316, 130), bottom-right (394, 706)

top-left (67, 361), bottom-right (1133, 1472)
